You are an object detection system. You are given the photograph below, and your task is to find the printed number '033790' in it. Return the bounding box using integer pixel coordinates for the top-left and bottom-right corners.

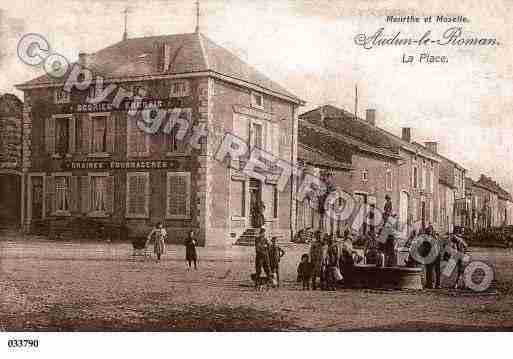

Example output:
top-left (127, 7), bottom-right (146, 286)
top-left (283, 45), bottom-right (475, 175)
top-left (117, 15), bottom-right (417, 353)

top-left (7, 339), bottom-right (39, 348)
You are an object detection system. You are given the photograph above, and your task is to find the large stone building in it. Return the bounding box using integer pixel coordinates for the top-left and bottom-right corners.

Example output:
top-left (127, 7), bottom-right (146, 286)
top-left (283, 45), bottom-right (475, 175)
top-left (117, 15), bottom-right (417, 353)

top-left (0, 93), bottom-right (24, 228)
top-left (16, 30), bottom-right (303, 246)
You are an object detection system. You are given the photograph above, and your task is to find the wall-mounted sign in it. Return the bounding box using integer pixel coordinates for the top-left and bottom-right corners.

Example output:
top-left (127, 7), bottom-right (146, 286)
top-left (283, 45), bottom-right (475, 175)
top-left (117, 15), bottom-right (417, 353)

top-left (55, 98), bottom-right (188, 114)
top-left (0, 162), bottom-right (19, 169)
top-left (63, 160), bottom-right (179, 170)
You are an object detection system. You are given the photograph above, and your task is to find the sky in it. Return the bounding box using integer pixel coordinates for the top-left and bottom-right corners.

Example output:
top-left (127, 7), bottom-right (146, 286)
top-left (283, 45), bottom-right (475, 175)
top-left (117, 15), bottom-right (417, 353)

top-left (1, 0), bottom-right (512, 192)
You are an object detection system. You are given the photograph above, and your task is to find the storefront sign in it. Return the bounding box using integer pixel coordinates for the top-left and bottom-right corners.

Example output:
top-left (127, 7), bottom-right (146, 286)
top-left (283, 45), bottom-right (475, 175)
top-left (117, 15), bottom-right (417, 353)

top-left (63, 160), bottom-right (179, 170)
top-left (56, 98), bottom-right (185, 114)
top-left (0, 162), bottom-right (19, 169)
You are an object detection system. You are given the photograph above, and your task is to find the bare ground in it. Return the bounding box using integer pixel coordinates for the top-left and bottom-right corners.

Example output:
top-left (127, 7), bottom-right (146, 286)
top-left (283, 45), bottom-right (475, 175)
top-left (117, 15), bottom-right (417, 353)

top-left (1, 238), bottom-right (513, 331)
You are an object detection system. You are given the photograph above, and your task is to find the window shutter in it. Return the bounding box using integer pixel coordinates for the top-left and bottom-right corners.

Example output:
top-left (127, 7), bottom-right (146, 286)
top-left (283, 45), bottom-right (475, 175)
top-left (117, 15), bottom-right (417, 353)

top-left (70, 176), bottom-right (80, 213)
top-left (265, 122), bottom-right (271, 152)
top-left (45, 176), bottom-right (55, 215)
top-left (81, 115), bottom-right (91, 153)
top-left (69, 116), bottom-right (76, 153)
top-left (106, 115), bottom-right (115, 153)
top-left (80, 176), bottom-right (90, 213)
top-left (127, 175), bottom-right (136, 215)
top-left (45, 117), bottom-right (55, 155)
top-left (272, 122), bottom-right (280, 156)
top-left (105, 176), bottom-right (114, 214)
top-left (166, 173), bottom-right (190, 218)
top-left (127, 118), bottom-right (135, 156)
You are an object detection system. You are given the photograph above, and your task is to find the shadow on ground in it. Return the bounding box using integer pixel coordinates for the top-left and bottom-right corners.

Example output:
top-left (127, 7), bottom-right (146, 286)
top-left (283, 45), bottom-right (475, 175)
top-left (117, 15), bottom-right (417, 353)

top-left (1, 304), bottom-right (305, 332)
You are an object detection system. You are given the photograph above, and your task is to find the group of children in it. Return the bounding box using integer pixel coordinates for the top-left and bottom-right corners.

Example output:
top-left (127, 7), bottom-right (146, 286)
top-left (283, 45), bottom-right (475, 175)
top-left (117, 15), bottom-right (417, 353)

top-left (296, 230), bottom-right (361, 290)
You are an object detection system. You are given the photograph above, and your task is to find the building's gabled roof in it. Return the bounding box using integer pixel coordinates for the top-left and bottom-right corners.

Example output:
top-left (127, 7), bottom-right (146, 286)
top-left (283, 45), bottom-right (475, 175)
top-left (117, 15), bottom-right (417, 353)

top-left (421, 142), bottom-right (467, 172)
top-left (299, 119), bottom-right (402, 162)
top-left (300, 104), bottom-right (438, 162)
top-left (472, 175), bottom-right (511, 200)
top-left (17, 32), bottom-right (303, 104)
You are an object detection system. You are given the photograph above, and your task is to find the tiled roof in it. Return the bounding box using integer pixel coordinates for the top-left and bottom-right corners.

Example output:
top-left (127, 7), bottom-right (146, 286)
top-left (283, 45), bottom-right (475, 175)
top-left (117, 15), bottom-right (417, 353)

top-left (297, 144), bottom-right (352, 171)
top-left (299, 119), bottom-right (401, 161)
top-left (17, 32), bottom-right (302, 103)
top-left (300, 105), bottom-right (438, 161)
top-left (472, 175), bottom-right (511, 200)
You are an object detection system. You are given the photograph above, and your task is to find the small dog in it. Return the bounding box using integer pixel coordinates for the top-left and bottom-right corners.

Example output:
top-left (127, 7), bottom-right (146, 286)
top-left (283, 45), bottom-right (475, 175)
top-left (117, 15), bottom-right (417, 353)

top-left (250, 273), bottom-right (270, 291)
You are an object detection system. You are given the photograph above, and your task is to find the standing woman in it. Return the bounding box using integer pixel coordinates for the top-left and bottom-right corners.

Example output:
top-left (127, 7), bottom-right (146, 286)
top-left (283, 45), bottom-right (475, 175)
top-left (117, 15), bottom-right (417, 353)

top-left (148, 222), bottom-right (167, 263)
top-left (185, 230), bottom-right (198, 270)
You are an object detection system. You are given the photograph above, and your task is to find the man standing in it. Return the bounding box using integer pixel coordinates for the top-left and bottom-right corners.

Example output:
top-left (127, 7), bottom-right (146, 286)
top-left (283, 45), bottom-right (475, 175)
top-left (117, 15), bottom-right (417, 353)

top-left (254, 228), bottom-right (271, 284)
top-left (383, 195), bottom-right (393, 226)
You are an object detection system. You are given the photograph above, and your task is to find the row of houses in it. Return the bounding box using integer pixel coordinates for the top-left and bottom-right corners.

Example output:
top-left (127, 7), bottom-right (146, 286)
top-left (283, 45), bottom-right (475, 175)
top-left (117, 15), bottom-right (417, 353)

top-left (0, 25), bottom-right (511, 244)
top-left (296, 104), bottom-right (513, 237)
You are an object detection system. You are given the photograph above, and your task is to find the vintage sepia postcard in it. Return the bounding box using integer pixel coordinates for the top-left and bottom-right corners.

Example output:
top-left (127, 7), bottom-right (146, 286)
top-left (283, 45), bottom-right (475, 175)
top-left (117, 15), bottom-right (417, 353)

top-left (1, 0), bottom-right (512, 356)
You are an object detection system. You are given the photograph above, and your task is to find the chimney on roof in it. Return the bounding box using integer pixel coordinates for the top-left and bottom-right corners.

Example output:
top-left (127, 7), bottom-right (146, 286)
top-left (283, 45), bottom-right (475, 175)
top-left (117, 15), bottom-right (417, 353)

top-left (320, 105), bottom-right (326, 127)
top-left (122, 8), bottom-right (129, 41)
top-left (424, 141), bottom-right (438, 154)
top-left (365, 109), bottom-right (376, 126)
top-left (402, 127), bottom-right (411, 143)
top-left (78, 52), bottom-right (87, 67)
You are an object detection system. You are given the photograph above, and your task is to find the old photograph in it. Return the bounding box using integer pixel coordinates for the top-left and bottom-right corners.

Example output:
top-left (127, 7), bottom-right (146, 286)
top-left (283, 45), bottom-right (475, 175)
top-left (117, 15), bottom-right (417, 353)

top-left (1, 0), bottom-right (513, 341)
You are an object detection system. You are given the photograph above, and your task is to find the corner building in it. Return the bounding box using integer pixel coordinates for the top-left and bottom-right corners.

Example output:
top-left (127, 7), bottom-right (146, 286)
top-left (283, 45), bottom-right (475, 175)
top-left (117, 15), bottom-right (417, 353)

top-left (17, 31), bottom-right (304, 246)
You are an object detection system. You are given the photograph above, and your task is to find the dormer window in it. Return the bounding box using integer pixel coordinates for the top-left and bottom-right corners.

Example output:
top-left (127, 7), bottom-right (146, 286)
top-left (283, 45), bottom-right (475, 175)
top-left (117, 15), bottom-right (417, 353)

top-left (54, 88), bottom-right (70, 104)
top-left (251, 91), bottom-right (264, 109)
top-left (362, 169), bottom-right (368, 182)
top-left (132, 84), bottom-right (147, 98)
top-left (169, 80), bottom-right (190, 98)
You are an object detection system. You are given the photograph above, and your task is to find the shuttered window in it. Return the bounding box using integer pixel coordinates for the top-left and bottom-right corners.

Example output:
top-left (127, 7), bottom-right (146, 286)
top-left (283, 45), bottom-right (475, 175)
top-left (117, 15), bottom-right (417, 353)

top-left (87, 174), bottom-right (114, 216)
top-left (127, 116), bottom-right (150, 157)
top-left (166, 108), bottom-right (191, 153)
top-left (45, 115), bottom-right (76, 156)
top-left (45, 173), bottom-right (74, 216)
top-left (166, 172), bottom-right (191, 219)
top-left (91, 115), bottom-right (107, 153)
top-left (126, 172), bottom-right (150, 218)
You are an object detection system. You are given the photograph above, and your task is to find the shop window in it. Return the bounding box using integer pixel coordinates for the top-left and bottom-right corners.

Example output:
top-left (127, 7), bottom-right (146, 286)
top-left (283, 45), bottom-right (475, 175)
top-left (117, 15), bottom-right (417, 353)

top-left (54, 175), bottom-right (71, 214)
top-left (54, 88), bottom-right (70, 104)
top-left (126, 172), bottom-right (150, 218)
top-left (166, 172), bottom-right (191, 219)
top-left (88, 174), bottom-right (114, 216)
top-left (169, 80), bottom-right (190, 98)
